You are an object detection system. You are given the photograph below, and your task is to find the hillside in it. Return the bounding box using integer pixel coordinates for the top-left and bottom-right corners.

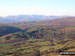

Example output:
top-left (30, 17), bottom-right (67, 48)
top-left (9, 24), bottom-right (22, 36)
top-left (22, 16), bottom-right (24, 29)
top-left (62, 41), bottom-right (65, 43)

top-left (0, 24), bottom-right (22, 37)
top-left (0, 17), bottom-right (75, 56)
top-left (49, 17), bottom-right (75, 26)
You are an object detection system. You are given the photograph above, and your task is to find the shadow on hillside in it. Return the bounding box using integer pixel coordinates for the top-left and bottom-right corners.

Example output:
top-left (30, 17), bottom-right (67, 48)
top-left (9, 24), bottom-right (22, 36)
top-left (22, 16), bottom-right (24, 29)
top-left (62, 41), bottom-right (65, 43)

top-left (0, 26), bottom-right (22, 37)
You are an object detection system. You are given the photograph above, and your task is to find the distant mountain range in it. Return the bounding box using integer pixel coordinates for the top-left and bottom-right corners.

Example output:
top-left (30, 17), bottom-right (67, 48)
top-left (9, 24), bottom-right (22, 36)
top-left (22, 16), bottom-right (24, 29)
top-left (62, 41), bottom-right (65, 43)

top-left (0, 15), bottom-right (65, 23)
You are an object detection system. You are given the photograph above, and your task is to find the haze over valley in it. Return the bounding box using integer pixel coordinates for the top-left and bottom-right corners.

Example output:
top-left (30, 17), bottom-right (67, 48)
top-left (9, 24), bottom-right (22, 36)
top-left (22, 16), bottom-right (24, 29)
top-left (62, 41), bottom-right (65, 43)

top-left (0, 0), bottom-right (75, 56)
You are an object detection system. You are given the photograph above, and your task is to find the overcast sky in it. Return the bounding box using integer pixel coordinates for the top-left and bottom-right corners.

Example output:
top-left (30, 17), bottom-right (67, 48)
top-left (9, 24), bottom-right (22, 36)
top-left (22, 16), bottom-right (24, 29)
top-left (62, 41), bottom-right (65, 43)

top-left (0, 0), bottom-right (75, 17)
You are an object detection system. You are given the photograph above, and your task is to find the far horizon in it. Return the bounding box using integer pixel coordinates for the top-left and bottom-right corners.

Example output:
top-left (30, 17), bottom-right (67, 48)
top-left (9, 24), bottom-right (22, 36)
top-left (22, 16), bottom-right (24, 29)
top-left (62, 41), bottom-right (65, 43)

top-left (0, 15), bottom-right (75, 23)
top-left (0, 15), bottom-right (75, 18)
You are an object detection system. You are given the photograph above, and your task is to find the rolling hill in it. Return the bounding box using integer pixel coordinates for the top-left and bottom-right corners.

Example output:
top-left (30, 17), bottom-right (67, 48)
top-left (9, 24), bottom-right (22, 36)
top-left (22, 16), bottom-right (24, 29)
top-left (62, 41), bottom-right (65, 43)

top-left (0, 24), bottom-right (22, 37)
top-left (0, 17), bottom-right (75, 56)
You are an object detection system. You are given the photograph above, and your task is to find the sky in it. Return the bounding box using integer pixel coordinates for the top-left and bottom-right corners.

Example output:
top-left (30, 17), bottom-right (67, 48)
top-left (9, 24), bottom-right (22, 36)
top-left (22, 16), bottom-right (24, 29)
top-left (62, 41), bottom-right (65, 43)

top-left (0, 0), bottom-right (75, 17)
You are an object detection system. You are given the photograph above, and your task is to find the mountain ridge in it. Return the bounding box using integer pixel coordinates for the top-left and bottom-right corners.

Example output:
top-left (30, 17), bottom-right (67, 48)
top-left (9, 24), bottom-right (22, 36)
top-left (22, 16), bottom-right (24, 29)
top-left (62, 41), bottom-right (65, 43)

top-left (0, 15), bottom-right (73, 23)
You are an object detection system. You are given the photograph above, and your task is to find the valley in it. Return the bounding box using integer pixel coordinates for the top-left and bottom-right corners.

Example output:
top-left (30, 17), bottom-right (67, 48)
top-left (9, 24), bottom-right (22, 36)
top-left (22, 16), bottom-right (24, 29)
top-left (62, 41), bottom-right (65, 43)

top-left (0, 17), bottom-right (75, 56)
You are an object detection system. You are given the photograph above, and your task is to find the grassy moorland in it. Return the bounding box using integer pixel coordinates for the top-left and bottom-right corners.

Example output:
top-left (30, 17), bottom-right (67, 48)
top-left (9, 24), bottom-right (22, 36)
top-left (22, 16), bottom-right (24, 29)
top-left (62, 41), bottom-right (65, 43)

top-left (0, 17), bottom-right (75, 56)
